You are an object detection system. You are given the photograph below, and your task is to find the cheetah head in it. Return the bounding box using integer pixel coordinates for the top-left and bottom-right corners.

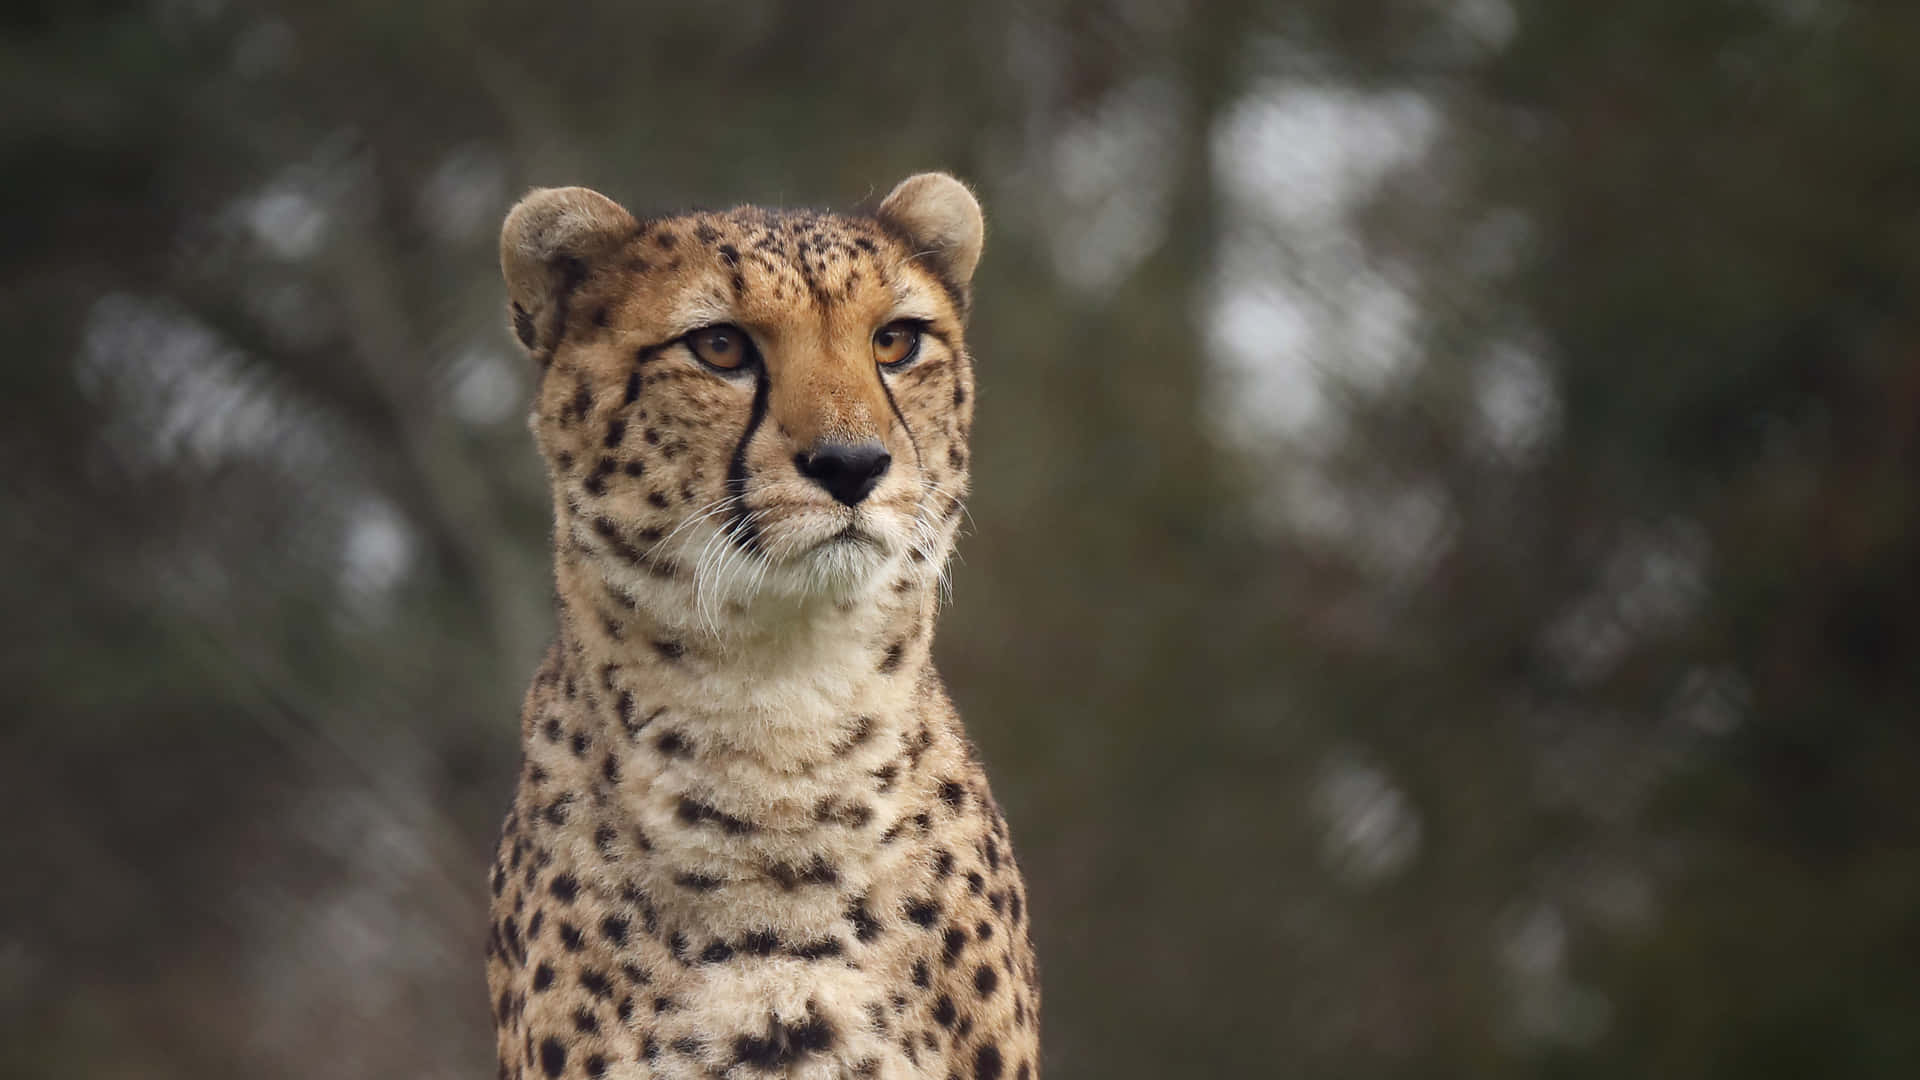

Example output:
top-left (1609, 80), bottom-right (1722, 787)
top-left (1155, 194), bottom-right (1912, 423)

top-left (500, 174), bottom-right (981, 631)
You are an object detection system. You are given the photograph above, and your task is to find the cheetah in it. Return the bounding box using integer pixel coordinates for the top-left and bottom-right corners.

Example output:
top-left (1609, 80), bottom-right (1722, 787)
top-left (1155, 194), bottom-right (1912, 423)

top-left (485, 174), bottom-right (1040, 1080)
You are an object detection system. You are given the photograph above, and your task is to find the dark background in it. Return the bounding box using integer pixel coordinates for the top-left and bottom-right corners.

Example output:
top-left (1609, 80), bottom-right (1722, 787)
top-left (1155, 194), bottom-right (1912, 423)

top-left (6, 2), bottom-right (1919, 1077)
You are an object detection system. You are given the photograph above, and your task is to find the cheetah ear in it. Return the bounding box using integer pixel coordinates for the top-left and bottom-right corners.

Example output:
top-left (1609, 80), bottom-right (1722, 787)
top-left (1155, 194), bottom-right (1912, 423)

top-left (877, 172), bottom-right (985, 292)
top-left (500, 186), bottom-right (637, 354)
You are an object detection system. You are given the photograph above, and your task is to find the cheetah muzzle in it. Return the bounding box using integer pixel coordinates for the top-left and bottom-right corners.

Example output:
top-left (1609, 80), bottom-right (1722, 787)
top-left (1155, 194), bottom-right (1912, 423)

top-left (486, 173), bottom-right (1040, 1080)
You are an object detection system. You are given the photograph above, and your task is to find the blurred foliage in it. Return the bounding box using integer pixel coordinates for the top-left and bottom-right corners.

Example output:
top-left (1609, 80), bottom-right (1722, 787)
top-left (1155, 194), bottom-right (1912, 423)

top-left (3, 1), bottom-right (1917, 1077)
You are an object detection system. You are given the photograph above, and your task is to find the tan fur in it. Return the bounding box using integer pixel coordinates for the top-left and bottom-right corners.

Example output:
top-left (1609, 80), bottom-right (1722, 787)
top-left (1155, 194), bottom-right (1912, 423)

top-left (485, 174), bottom-right (1037, 1080)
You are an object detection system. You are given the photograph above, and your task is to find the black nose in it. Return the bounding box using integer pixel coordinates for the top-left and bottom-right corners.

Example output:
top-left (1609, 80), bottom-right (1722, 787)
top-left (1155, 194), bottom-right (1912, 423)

top-left (794, 440), bottom-right (892, 506)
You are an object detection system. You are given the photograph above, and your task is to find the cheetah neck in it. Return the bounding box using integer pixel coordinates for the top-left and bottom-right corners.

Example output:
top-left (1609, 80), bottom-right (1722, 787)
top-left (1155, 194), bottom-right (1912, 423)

top-left (526, 551), bottom-right (960, 942)
top-left (553, 545), bottom-right (940, 754)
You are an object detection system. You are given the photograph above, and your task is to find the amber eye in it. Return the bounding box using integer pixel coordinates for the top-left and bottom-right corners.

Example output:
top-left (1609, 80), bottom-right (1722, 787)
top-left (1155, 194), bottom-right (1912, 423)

top-left (874, 320), bottom-right (924, 369)
top-left (687, 324), bottom-right (751, 371)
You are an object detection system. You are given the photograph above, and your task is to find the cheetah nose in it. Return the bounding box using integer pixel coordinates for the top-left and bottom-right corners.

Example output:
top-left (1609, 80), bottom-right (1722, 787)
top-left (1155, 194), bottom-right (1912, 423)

top-left (794, 440), bottom-right (891, 506)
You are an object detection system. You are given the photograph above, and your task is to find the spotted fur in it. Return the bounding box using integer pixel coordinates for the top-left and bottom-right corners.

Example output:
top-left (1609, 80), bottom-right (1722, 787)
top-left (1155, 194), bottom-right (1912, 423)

top-left (486, 174), bottom-right (1038, 1080)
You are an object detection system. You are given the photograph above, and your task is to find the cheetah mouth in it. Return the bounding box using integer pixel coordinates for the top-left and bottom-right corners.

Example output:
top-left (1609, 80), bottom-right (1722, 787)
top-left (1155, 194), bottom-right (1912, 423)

top-left (827, 524), bottom-right (880, 547)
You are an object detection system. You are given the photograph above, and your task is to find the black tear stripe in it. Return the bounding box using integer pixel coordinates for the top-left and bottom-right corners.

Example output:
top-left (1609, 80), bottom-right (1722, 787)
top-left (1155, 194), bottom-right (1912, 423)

top-left (876, 372), bottom-right (923, 474)
top-left (724, 366), bottom-right (771, 555)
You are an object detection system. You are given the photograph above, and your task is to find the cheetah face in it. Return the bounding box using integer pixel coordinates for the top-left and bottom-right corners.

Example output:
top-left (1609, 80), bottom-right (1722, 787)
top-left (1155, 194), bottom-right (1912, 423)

top-left (501, 175), bottom-right (981, 624)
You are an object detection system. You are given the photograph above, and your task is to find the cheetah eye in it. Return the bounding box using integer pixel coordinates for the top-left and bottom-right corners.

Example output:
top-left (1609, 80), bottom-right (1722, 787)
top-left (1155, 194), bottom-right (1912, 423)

top-left (873, 320), bottom-right (925, 369)
top-left (686, 324), bottom-right (753, 371)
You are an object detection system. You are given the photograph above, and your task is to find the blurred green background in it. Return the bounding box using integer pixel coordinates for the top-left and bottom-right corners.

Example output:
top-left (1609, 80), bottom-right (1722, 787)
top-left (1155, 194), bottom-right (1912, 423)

top-left (5, 1), bottom-right (1919, 1077)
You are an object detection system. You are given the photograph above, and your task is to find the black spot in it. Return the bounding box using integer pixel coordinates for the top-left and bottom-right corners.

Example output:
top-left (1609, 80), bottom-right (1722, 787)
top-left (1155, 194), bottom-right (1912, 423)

top-left (526, 910), bottom-right (544, 940)
top-left (742, 929), bottom-right (780, 956)
top-left (943, 927), bottom-right (968, 966)
top-left (700, 939), bottom-right (735, 964)
top-left (601, 752), bottom-right (621, 785)
top-left (814, 797), bottom-right (874, 829)
top-left (904, 898), bottom-right (940, 928)
top-left (975, 1044), bottom-right (1004, 1080)
top-left (656, 730), bottom-right (692, 758)
top-left (550, 874), bottom-right (579, 902)
top-left (677, 796), bottom-right (757, 835)
top-left (912, 960), bottom-right (930, 988)
top-left (932, 995), bottom-right (957, 1028)
top-left (933, 849), bottom-right (955, 877)
top-left (539, 1037), bottom-right (565, 1077)
top-left (878, 642), bottom-right (906, 673)
top-left (732, 1006), bottom-right (838, 1068)
top-left (621, 961), bottom-right (648, 985)
top-left (938, 780), bottom-right (967, 809)
top-left (585, 1053), bottom-right (607, 1079)
top-left (789, 938), bottom-right (844, 960)
top-left (567, 382), bottom-right (594, 424)
top-left (766, 855), bottom-right (840, 890)
top-left (835, 715), bottom-right (877, 755)
top-left (655, 229), bottom-right (678, 250)
top-left (675, 871), bottom-right (723, 892)
top-left (532, 963), bottom-right (554, 991)
top-left (574, 1008), bottom-right (600, 1034)
top-left (976, 919), bottom-right (994, 941)
top-left (967, 872), bottom-right (985, 895)
top-left (558, 922), bottom-right (585, 951)
top-left (583, 456), bottom-right (616, 496)
top-left (652, 639), bottom-right (685, 662)
top-left (848, 896), bottom-right (884, 942)
top-left (605, 418), bottom-right (627, 447)
top-left (905, 724), bottom-right (933, 767)
top-left (974, 963), bottom-right (999, 997)
top-left (601, 915), bottom-right (629, 946)
top-left (570, 731), bottom-right (589, 757)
